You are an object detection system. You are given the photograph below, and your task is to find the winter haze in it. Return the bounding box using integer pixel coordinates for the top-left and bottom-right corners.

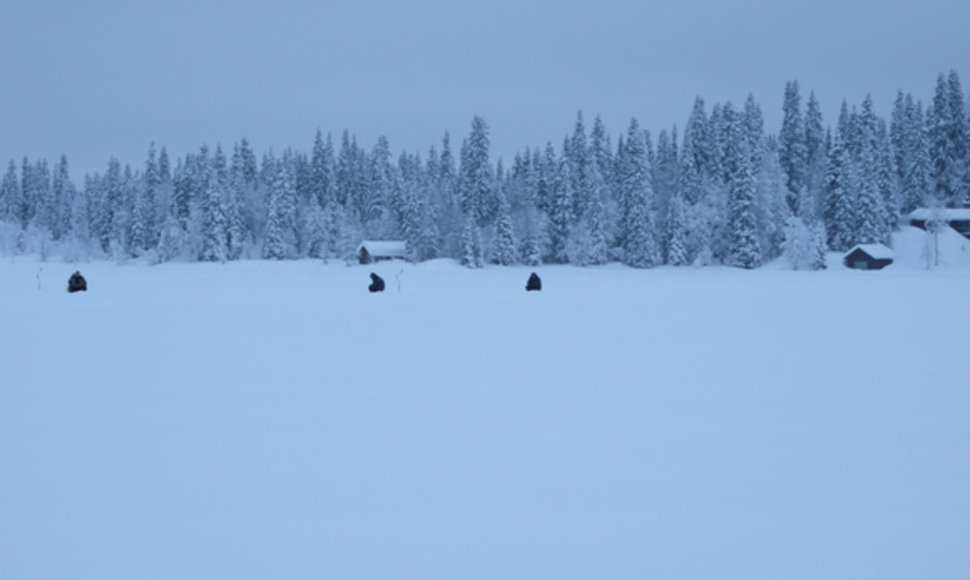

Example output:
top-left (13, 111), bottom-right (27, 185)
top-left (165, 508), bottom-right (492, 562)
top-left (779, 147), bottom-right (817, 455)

top-left (2, 0), bottom-right (968, 177)
top-left (3, 2), bottom-right (970, 579)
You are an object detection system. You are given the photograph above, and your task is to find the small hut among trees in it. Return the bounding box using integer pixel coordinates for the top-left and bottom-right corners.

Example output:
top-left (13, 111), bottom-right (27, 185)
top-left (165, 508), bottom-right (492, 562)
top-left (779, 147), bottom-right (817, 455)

top-left (907, 208), bottom-right (970, 239)
top-left (356, 241), bottom-right (409, 265)
top-left (843, 244), bottom-right (894, 270)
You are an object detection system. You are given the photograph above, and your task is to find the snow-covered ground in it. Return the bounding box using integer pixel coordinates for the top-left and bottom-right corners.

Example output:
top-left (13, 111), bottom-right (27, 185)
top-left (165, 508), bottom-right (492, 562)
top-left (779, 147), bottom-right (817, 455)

top-left (2, 228), bottom-right (969, 580)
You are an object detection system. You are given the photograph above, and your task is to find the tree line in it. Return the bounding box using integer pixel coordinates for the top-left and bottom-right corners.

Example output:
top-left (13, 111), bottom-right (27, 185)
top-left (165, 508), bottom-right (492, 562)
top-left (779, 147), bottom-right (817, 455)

top-left (1, 71), bottom-right (967, 269)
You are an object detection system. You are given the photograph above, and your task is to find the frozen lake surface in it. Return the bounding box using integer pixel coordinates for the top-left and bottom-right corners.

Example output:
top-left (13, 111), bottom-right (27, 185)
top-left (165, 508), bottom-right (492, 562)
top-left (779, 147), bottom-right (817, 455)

top-left (2, 249), bottom-right (969, 579)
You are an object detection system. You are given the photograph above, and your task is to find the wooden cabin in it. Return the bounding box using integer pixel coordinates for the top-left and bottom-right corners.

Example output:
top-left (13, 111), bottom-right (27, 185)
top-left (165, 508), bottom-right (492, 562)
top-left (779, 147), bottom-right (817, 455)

top-left (843, 244), bottom-right (894, 270)
top-left (355, 241), bottom-right (409, 264)
top-left (907, 207), bottom-right (970, 239)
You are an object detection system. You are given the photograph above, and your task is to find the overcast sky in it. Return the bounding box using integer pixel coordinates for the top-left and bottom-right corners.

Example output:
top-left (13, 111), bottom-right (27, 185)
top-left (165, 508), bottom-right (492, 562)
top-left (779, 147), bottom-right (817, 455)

top-left (3, 0), bottom-right (968, 178)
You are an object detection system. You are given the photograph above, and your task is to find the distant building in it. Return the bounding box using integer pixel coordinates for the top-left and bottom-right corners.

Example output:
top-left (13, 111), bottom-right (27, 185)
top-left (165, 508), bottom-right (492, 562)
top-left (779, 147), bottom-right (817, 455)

top-left (907, 207), bottom-right (970, 239)
top-left (355, 241), bottom-right (409, 265)
top-left (843, 244), bottom-right (894, 270)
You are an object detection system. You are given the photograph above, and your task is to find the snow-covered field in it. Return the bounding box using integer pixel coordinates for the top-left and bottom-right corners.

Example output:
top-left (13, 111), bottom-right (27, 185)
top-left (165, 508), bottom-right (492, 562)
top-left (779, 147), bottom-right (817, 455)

top-left (2, 230), bottom-right (969, 580)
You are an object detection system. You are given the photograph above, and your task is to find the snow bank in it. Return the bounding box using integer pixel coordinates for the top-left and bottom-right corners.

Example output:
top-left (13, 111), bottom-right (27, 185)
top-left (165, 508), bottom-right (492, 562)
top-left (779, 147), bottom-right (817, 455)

top-left (891, 225), bottom-right (970, 269)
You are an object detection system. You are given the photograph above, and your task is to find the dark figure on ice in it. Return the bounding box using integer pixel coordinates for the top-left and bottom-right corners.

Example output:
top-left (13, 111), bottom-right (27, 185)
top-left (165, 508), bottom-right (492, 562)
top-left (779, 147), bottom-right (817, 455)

top-left (525, 272), bottom-right (541, 292)
top-left (368, 272), bottom-right (385, 293)
top-left (67, 271), bottom-right (87, 293)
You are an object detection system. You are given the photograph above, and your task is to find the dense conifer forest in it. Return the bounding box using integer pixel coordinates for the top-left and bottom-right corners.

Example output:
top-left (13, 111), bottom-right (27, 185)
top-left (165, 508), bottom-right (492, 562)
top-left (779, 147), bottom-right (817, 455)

top-left (1, 72), bottom-right (967, 268)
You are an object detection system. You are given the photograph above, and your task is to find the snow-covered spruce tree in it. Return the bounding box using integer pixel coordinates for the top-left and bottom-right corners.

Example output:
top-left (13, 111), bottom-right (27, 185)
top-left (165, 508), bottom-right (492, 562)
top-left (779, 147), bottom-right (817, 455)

top-left (823, 132), bottom-right (856, 251)
top-left (529, 146), bottom-right (548, 217)
top-left (752, 135), bottom-right (790, 261)
top-left (779, 80), bottom-right (807, 216)
top-left (929, 73), bottom-right (953, 206)
top-left (99, 158), bottom-right (124, 254)
top-left (162, 159), bottom-right (195, 260)
top-left (171, 157), bottom-right (193, 232)
top-left (155, 214), bottom-right (182, 263)
top-left (568, 156), bottom-right (609, 266)
top-left (310, 129), bottom-right (337, 209)
top-left (199, 180), bottom-right (228, 262)
top-left (947, 71), bottom-right (968, 205)
top-left (590, 115), bottom-right (613, 180)
top-left (231, 140), bottom-right (261, 255)
top-left (725, 103), bottom-right (762, 269)
top-left (855, 95), bottom-right (893, 244)
top-left (901, 100), bottom-right (932, 214)
top-left (783, 216), bottom-right (826, 270)
top-left (810, 221), bottom-right (828, 269)
top-left (418, 144), bottom-right (446, 260)
top-left (653, 127), bottom-right (680, 263)
top-left (706, 103), bottom-right (728, 184)
top-left (263, 185), bottom-right (287, 260)
top-left (416, 188), bottom-right (441, 262)
top-left (458, 116), bottom-right (495, 231)
top-left (426, 133), bottom-right (462, 260)
top-left (890, 90), bottom-right (910, 196)
top-left (546, 150), bottom-right (573, 263)
top-left (142, 143), bottom-right (160, 243)
top-left (928, 71), bottom-right (969, 207)
top-left (459, 214), bottom-right (483, 268)
top-left (127, 146), bottom-right (157, 256)
top-left (28, 159), bottom-right (53, 237)
top-left (42, 158), bottom-right (61, 240)
top-left (175, 148), bottom-right (212, 260)
top-left (692, 103), bottom-right (735, 264)
top-left (366, 135), bottom-right (394, 238)
top-left (519, 226), bottom-right (544, 266)
top-left (84, 173), bottom-right (106, 254)
top-left (679, 97), bottom-right (726, 264)
top-left (664, 191), bottom-right (689, 266)
top-left (225, 150), bottom-right (248, 260)
top-left (803, 91), bottom-right (827, 223)
top-left (680, 97), bottom-right (709, 207)
top-left (262, 156), bottom-right (296, 259)
top-left (302, 201), bottom-right (327, 260)
top-left (473, 225), bottom-right (484, 268)
top-left (199, 146), bottom-right (228, 262)
top-left (567, 111), bottom-right (591, 222)
top-left (106, 163), bottom-right (136, 260)
top-left (617, 118), bottom-right (659, 268)
top-left (129, 178), bottom-right (153, 256)
top-left (517, 162), bottom-right (547, 268)
top-left (0, 160), bottom-right (18, 224)
top-left (492, 182), bottom-right (517, 266)
top-left (855, 152), bottom-right (886, 245)
top-left (15, 158), bottom-right (33, 231)
top-left (568, 197), bottom-right (607, 266)
top-left (64, 176), bottom-right (92, 262)
top-left (876, 119), bottom-right (900, 231)
top-left (336, 130), bottom-right (364, 218)
top-left (395, 153), bottom-right (424, 259)
top-left (51, 155), bottom-right (75, 242)
top-left (727, 160), bottom-right (762, 268)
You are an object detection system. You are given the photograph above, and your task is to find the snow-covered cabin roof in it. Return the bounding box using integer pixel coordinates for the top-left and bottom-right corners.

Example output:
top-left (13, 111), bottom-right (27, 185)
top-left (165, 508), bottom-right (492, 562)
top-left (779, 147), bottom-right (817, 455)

top-left (356, 240), bottom-right (408, 257)
top-left (846, 243), bottom-right (895, 260)
top-left (907, 208), bottom-right (970, 221)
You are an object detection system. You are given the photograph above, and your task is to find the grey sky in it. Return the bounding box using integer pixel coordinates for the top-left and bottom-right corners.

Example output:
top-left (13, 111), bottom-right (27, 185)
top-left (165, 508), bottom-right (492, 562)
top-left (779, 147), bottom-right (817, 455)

top-left (3, 0), bottom-right (968, 178)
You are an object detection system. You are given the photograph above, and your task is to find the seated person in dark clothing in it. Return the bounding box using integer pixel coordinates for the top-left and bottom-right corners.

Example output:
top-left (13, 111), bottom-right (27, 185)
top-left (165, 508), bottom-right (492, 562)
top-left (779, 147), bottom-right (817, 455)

top-left (68, 271), bottom-right (87, 293)
top-left (368, 272), bottom-right (385, 293)
top-left (526, 272), bottom-right (541, 291)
